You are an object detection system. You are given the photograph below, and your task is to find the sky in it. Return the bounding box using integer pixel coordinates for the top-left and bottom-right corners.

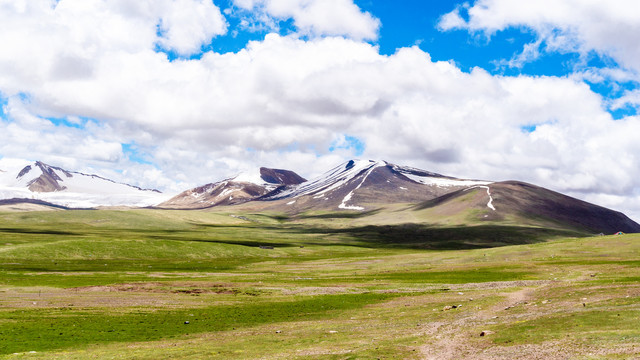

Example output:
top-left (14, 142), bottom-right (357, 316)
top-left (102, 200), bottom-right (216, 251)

top-left (1, 0), bottom-right (640, 221)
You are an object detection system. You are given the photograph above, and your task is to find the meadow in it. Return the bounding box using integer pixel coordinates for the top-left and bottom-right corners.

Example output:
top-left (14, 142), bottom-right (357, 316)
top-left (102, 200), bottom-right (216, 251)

top-left (0, 209), bottom-right (639, 359)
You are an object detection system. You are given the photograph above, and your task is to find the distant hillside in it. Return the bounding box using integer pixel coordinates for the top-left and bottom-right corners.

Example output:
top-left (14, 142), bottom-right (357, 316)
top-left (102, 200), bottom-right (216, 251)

top-left (414, 181), bottom-right (640, 234)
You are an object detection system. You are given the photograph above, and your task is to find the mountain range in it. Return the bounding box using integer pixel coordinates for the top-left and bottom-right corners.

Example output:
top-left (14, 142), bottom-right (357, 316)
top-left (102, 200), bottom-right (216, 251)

top-left (0, 159), bottom-right (170, 208)
top-left (161, 160), bottom-right (492, 211)
top-left (1, 158), bottom-right (639, 234)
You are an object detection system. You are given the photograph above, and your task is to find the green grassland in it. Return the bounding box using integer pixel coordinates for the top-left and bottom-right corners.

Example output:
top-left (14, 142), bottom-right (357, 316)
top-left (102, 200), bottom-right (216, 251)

top-left (1, 209), bottom-right (639, 359)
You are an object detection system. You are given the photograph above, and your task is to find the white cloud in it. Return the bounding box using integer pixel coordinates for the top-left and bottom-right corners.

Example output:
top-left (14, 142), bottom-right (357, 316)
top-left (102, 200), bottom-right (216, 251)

top-left (438, 0), bottom-right (640, 80)
top-left (0, 0), bottom-right (639, 222)
top-left (612, 89), bottom-right (640, 112)
top-left (0, 0), bottom-right (226, 89)
top-left (232, 0), bottom-right (380, 40)
top-left (0, 98), bottom-right (123, 164)
top-left (155, 0), bottom-right (227, 55)
top-left (437, 6), bottom-right (468, 31)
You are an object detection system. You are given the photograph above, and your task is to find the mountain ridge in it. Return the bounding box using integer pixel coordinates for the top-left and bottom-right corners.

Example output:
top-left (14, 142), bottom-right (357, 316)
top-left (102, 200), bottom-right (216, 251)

top-left (0, 159), bottom-right (170, 208)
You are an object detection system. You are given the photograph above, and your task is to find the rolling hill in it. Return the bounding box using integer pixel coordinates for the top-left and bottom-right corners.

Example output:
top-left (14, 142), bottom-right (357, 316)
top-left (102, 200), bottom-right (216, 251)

top-left (413, 180), bottom-right (640, 234)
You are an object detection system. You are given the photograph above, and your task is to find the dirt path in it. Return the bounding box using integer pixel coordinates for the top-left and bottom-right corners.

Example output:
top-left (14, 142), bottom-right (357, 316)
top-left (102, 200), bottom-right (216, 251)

top-left (417, 278), bottom-right (640, 360)
top-left (419, 283), bottom-right (567, 360)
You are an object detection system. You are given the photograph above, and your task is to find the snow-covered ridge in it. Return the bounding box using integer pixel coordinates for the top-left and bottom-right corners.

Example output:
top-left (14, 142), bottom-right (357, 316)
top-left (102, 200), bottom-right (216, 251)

top-left (269, 159), bottom-right (492, 203)
top-left (270, 159), bottom-right (385, 199)
top-left (0, 159), bottom-right (173, 208)
top-left (392, 164), bottom-right (491, 187)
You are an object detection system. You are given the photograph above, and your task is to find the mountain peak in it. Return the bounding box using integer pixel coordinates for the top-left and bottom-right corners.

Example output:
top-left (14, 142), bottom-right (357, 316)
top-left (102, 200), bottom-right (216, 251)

top-left (230, 167), bottom-right (306, 186)
top-left (259, 167), bottom-right (306, 186)
top-left (344, 159), bottom-right (387, 169)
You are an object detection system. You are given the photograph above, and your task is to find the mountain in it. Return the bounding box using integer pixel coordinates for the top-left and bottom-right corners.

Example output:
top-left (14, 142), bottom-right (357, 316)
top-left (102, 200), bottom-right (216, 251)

top-left (1, 158), bottom-right (638, 235)
top-left (159, 167), bottom-right (307, 209)
top-left (0, 159), bottom-right (171, 208)
top-left (161, 160), bottom-right (490, 211)
top-left (183, 159), bottom-right (638, 235)
top-left (413, 181), bottom-right (640, 234)
top-left (264, 159), bottom-right (491, 211)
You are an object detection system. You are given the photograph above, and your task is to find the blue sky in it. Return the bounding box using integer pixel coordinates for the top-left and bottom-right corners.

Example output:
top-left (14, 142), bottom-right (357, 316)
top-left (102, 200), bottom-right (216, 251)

top-left (1, 0), bottom-right (640, 220)
top-left (156, 0), bottom-right (637, 120)
top-left (172, 0), bottom-right (613, 80)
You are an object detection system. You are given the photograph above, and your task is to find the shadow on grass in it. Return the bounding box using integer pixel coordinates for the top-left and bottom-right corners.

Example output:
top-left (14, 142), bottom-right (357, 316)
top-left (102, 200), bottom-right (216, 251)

top-left (155, 223), bottom-right (587, 251)
top-left (145, 234), bottom-right (303, 249)
top-left (349, 224), bottom-right (585, 249)
top-left (411, 191), bottom-right (464, 211)
top-left (0, 227), bottom-right (78, 236)
top-left (272, 223), bottom-right (587, 250)
top-left (0, 221), bottom-right (587, 252)
top-left (295, 209), bottom-right (381, 220)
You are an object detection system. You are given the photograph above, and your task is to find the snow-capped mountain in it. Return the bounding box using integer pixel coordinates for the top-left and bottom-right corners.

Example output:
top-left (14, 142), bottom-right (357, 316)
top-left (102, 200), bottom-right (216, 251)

top-left (0, 159), bottom-right (172, 208)
top-left (160, 159), bottom-right (492, 211)
top-left (2, 158), bottom-right (638, 234)
top-left (159, 167), bottom-right (306, 209)
top-left (265, 159), bottom-right (491, 211)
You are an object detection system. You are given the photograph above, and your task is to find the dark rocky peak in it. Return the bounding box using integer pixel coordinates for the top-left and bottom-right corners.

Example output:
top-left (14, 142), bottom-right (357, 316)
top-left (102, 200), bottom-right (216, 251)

top-left (259, 167), bottom-right (306, 185)
top-left (17, 165), bottom-right (32, 179)
top-left (35, 161), bottom-right (73, 178)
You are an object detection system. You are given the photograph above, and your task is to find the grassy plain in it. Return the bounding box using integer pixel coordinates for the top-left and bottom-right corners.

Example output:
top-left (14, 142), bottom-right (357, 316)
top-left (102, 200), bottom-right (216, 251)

top-left (0, 209), bottom-right (639, 359)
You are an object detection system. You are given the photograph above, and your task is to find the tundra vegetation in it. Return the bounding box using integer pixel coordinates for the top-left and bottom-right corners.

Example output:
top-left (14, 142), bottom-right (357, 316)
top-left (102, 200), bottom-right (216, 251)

top-left (0, 208), bottom-right (639, 359)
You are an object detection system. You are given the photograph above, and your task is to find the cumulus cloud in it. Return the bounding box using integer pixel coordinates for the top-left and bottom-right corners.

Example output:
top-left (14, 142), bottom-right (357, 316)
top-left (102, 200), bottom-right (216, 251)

top-left (613, 89), bottom-right (640, 112)
top-left (232, 0), bottom-right (380, 40)
top-left (0, 0), bottom-right (639, 221)
top-left (438, 0), bottom-right (640, 79)
top-left (155, 0), bottom-right (228, 55)
top-left (0, 0), bottom-right (226, 84)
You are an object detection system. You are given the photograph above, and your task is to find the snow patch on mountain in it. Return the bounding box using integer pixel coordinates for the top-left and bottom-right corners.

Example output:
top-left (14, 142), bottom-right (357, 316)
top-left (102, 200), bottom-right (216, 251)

top-left (465, 185), bottom-right (496, 211)
top-left (338, 161), bottom-right (384, 210)
top-left (404, 174), bottom-right (491, 187)
top-left (232, 170), bottom-right (273, 187)
top-left (393, 164), bottom-right (491, 187)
